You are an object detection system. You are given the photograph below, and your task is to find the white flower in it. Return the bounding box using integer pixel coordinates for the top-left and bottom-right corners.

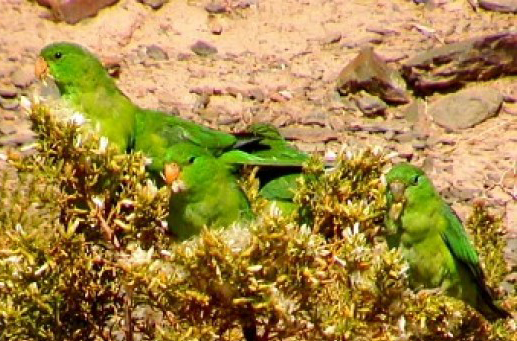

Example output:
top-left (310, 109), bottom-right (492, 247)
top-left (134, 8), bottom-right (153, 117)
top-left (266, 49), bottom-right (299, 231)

top-left (92, 196), bottom-right (105, 209)
top-left (171, 180), bottom-right (187, 193)
top-left (128, 247), bottom-right (154, 266)
top-left (398, 316), bottom-right (406, 334)
top-left (98, 136), bottom-right (109, 153)
top-left (15, 223), bottom-right (24, 235)
top-left (69, 113), bottom-right (87, 126)
top-left (324, 150), bottom-right (337, 162)
top-left (20, 96), bottom-right (32, 112)
top-left (268, 202), bottom-right (281, 217)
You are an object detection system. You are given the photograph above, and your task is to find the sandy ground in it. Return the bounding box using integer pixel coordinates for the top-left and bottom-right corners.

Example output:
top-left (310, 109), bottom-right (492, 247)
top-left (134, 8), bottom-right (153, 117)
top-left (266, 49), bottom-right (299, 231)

top-left (0, 0), bottom-right (515, 266)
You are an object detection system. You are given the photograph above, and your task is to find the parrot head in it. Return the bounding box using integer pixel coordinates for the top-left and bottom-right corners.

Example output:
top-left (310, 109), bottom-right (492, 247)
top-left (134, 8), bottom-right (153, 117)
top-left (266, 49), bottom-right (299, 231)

top-left (385, 163), bottom-right (432, 221)
top-left (162, 143), bottom-right (215, 193)
top-left (36, 42), bottom-right (112, 94)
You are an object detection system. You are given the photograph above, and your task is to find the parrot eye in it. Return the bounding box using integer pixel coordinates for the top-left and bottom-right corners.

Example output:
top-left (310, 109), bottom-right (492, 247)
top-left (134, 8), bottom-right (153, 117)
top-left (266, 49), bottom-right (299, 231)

top-left (412, 175), bottom-right (420, 185)
top-left (188, 156), bottom-right (196, 164)
top-left (54, 51), bottom-right (62, 59)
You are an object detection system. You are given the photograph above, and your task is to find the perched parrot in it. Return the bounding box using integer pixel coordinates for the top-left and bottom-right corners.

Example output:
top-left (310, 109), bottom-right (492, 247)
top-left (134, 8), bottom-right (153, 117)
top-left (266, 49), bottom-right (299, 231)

top-left (35, 42), bottom-right (307, 230)
top-left (36, 42), bottom-right (137, 151)
top-left (162, 142), bottom-right (254, 241)
top-left (35, 43), bottom-right (307, 172)
top-left (384, 163), bottom-right (510, 321)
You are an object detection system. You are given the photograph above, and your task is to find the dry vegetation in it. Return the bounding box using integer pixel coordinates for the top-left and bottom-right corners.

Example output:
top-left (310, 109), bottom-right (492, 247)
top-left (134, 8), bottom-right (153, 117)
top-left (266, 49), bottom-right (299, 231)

top-left (0, 104), bottom-right (514, 340)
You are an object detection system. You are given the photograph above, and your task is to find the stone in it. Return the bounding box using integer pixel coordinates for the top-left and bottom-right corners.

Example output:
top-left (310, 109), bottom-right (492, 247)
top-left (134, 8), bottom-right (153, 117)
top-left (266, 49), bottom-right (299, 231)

top-left (429, 87), bottom-right (503, 130)
top-left (205, 1), bottom-right (227, 13)
top-left (247, 88), bottom-right (265, 102)
top-left (404, 99), bottom-right (424, 123)
top-left (403, 32), bottom-right (517, 93)
top-left (0, 85), bottom-right (18, 99)
top-left (209, 19), bottom-right (223, 35)
top-left (0, 122), bottom-right (17, 136)
top-left (479, 0), bottom-right (517, 12)
top-left (11, 66), bottom-right (35, 88)
top-left (329, 116), bottom-right (345, 131)
top-left (322, 32), bottom-right (342, 45)
top-left (0, 130), bottom-right (36, 147)
top-left (279, 127), bottom-right (338, 143)
top-left (145, 45), bottom-right (168, 61)
top-left (191, 40), bottom-right (218, 56)
top-left (353, 92), bottom-right (387, 116)
top-left (42, 0), bottom-right (119, 24)
top-left (0, 98), bottom-right (19, 111)
top-left (269, 92), bottom-right (287, 103)
top-left (300, 111), bottom-right (327, 127)
top-left (336, 46), bottom-right (410, 104)
top-left (138, 0), bottom-right (168, 10)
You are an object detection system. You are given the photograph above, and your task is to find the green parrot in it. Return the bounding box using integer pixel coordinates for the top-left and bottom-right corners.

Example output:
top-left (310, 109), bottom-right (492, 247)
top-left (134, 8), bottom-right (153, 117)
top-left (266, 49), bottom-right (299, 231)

top-left (36, 43), bottom-right (307, 173)
top-left (37, 42), bottom-right (137, 151)
top-left (36, 42), bottom-right (307, 227)
top-left (162, 142), bottom-right (254, 241)
top-left (384, 163), bottom-right (510, 321)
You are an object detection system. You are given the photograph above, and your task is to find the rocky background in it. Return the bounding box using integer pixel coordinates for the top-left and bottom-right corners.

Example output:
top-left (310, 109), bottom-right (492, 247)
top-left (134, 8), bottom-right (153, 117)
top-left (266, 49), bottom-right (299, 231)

top-left (0, 0), bottom-right (515, 287)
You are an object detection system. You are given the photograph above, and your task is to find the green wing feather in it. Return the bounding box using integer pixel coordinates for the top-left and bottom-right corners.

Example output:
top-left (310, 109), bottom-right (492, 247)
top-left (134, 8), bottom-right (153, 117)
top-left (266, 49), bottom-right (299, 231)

top-left (441, 205), bottom-right (480, 273)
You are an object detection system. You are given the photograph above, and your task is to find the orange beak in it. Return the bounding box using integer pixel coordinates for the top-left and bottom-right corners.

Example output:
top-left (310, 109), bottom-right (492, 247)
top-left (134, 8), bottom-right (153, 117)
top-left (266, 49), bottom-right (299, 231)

top-left (163, 163), bottom-right (181, 185)
top-left (35, 57), bottom-right (49, 80)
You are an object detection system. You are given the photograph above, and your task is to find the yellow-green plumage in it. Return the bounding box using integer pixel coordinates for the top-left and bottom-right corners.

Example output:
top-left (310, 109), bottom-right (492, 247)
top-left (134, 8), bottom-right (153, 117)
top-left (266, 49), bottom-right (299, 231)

top-left (164, 143), bottom-right (254, 241)
top-left (37, 42), bottom-right (306, 240)
top-left (39, 42), bottom-right (137, 152)
top-left (38, 43), bottom-right (307, 180)
top-left (384, 163), bottom-right (510, 321)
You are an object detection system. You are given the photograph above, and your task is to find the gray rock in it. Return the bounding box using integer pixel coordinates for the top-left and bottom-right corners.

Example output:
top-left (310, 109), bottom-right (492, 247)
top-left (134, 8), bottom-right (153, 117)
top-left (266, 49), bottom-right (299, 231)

top-left (322, 32), bottom-right (342, 45)
top-left (0, 122), bottom-right (17, 136)
top-left (247, 88), bottom-right (265, 102)
top-left (191, 40), bottom-right (218, 56)
top-left (300, 111), bottom-right (328, 127)
top-left (336, 46), bottom-right (410, 104)
top-left (404, 99), bottom-right (425, 123)
top-left (412, 140), bottom-right (427, 150)
top-left (145, 45), bottom-right (169, 61)
top-left (0, 85), bottom-right (18, 99)
top-left (279, 127), bottom-right (338, 143)
top-left (403, 32), bottom-right (517, 93)
top-left (44, 0), bottom-right (119, 24)
top-left (479, 0), bottom-right (517, 12)
top-left (393, 132), bottom-right (414, 143)
top-left (11, 66), bottom-right (35, 88)
top-left (506, 238), bottom-right (517, 268)
top-left (0, 130), bottom-right (36, 147)
top-left (429, 87), bottom-right (503, 130)
top-left (205, 2), bottom-right (227, 13)
top-left (353, 92), bottom-right (387, 116)
top-left (0, 98), bottom-right (19, 111)
top-left (138, 0), bottom-right (168, 10)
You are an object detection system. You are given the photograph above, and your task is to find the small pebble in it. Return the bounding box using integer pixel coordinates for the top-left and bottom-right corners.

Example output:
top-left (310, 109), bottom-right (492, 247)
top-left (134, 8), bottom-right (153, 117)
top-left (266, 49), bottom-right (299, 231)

top-left (205, 2), bottom-right (227, 13)
top-left (191, 40), bottom-right (218, 56)
top-left (11, 66), bottom-right (35, 88)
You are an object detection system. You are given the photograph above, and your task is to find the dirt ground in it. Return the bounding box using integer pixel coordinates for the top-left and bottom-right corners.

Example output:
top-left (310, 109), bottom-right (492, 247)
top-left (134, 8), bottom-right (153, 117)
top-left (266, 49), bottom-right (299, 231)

top-left (0, 0), bottom-right (515, 268)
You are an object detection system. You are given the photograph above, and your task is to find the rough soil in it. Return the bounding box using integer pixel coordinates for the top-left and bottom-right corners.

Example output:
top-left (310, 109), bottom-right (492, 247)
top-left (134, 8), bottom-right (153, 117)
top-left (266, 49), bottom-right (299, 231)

top-left (0, 0), bottom-right (515, 275)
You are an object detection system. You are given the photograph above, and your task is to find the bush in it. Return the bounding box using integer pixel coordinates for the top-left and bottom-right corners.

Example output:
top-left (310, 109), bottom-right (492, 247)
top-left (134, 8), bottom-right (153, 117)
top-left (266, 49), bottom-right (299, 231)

top-left (0, 104), bottom-right (514, 341)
